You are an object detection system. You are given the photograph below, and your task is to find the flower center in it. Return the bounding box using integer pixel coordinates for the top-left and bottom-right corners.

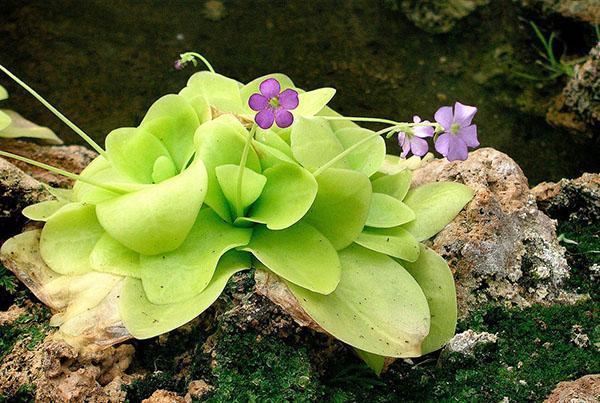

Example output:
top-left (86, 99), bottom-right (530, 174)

top-left (269, 97), bottom-right (280, 108)
top-left (450, 122), bottom-right (461, 135)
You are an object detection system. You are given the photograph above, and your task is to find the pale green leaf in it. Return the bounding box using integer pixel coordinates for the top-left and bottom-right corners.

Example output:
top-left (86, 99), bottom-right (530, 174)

top-left (0, 109), bottom-right (62, 144)
top-left (180, 71), bottom-right (244, 113)
top-left (255, 128), bottom-right (294, 158)
top-left (120, 251), bottom-right (251, 339)
top-left (96, 157), bottom-right (207, 255)
top-left (90, 233), bottom-right (141, 278)
top-left (44, 185), bottom-right (74, 202)
top-left (334, 127), bottom-right (385, 177)
top-left (400, 245), bottom-right (457, 354)
top-left (151, 155), bottom-right (178, 184)
top-left (294, 88), bottom-right (336, 116)
top-left (371, 169), bottom-right (412, 201)
top-left (0, 85), bottom-right (7, 101)
top-left (40, 203), bottom-right (104, 275)
top-left (73, 157), bottom-right (136, 205)
top-left (366, 193), bottom-right (415, 228)
top-left (139, 209), bottom-right (252, 304)
top-left (303, 168), bottom-right (371, 250)
top-left (242, 164), bottom-right (317, 230)
top-left (216, 164), bottom-right (267, 216)
top-left (241, 222), bottom-right (341, 294)
top-left (251, 140), bottom-right (297, 169)
top-left (140, 94), bottom-right (200, 170)
top-left (355, 226), bottom-right (420, 261)
top-left (288, 244), bottom-right (430, 357)
top-left (186, 94), bottom-right (212, 123)
top-left (290, 117), bottom-right (348, 171)
top-left (355, 349), bottom-right (385, 375)
top-left (22, 200), bottom-right (68, 222)
top-left (402, 182), bottom-right (473, 241)
top-left (0, 110), bottom-right (11, 131)
top-left (195, 115), bottom-right (261, 221)
top-left (105, 126), bottom-right (173, 184)
top-left (317, 105), bottom-right (360, 131)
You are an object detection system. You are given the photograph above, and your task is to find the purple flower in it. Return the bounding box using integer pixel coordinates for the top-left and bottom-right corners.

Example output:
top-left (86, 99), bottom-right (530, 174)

top-left (248, 78), bottom-right (299, 129)
top-left (434, 102), bottom-right (479, 161)
top-left (398, 116), bottom-right (434, 158)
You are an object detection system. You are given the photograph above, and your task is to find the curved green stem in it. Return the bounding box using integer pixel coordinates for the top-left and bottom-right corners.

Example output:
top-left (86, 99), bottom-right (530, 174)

top-left (180, 52), bottom-right (216, 74)
top-left (0, 150), bottom-right (127, 194)
top-left (313, 126), bottom-right (396, 177)
top-left (321, 116), bottom-right (400, 126)
top-left (235, 125), bottom-right (256, 217)
top-left (0, 64), bottom-right (107, 158)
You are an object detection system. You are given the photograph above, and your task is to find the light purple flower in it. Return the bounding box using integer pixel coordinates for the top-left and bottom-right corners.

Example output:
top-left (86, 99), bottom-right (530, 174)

top-left (398, 116), bottom-right (434, 158)
top-left (434, 102), bottom-right (479, 161)
top-left (248, 78), bottom-right (299, 129)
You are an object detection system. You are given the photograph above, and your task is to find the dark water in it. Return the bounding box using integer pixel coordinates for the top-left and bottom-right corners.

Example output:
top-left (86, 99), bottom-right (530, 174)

top-left (1, 0), bottom-right (598, 184)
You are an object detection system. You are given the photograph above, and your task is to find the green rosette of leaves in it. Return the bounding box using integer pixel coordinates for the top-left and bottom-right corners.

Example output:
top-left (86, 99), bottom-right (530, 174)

top-left (1, 69), bottom-right (473, 364)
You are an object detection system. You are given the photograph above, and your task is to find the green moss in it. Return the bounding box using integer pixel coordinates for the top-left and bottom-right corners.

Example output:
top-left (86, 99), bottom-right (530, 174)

top-left (558, 221), bottom-right (600, 299)
top-left (0, 384), bottom-right (36, 402)
top-left (0, 304), bottom-right (50, 361)
top-left (205, 330), bottom-right (320, 402)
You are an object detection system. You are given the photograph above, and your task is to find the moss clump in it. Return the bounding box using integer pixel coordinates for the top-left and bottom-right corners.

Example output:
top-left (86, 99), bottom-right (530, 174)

top-left (0, 304), bottom-right (50, 361)
top-left (0, 384), bottom-right (36, 403)
top-left (558, 221), bottom-right (599, 299)
top-left (205, 330), bottom-right (320, 402)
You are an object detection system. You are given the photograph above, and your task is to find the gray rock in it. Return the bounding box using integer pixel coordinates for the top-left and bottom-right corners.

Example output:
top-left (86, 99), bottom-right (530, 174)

top-left (0, 157), bottom-right (49, 242)
top-left (0, 139), bottom-right (96, 241)
top-left (444, 329), bottom-right (498, 355)
top-left (532, 172), bottom-right (600, 224)
top-left (547, 43), bottom-right (600, 137)
top-left (517, 0), bottom-right (600, 24)
top-left (412, 148), bottom-right (580, 318)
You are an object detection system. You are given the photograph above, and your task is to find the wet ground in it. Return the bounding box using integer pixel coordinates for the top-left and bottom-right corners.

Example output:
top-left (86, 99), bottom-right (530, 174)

top-left (1, 0), bottom-right (598, 183)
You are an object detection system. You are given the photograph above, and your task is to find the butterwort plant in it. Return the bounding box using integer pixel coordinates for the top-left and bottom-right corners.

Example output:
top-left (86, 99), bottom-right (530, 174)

top-left (0, 52), bottom-right (478, 373)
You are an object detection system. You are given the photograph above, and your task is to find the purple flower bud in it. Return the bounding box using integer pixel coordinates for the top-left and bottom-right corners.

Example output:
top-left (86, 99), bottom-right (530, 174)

top-left (434, 102), bottom-right (479, 161)
top-left (174, 60), bottom-right (185, 70)
top-left (249, 78), bottom-right (299, 129)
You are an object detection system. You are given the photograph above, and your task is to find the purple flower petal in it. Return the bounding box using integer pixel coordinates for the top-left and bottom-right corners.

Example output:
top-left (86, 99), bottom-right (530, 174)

top-left (457, 124), bottom-right (479, 147)
top-left (278, 89), bottom-right (299, 110)
top-left (397, 132), bottom-right (409, 158)
top-left (413, 123), bottom-right (434, 138)
top-left (434, 106), bottom-right (454, 130)
top-left (434, 133), bottom-right (451, 156)
top-left (249, 94), bottom-right (268, 111)
top-left (410, 136), bottom-right (429, 157)
top-left (413, 115), bottom-right (422, 124)
top-left (453, 102), bottom-right (477, 127)
top-left (446, 137), bottom-right (469, 161)
top-left (275, 109), bottom-right (294, 128)
top-left (255, 109), bottom-right (275, 129)
top-left (260, 78), bottom-right (280, 98)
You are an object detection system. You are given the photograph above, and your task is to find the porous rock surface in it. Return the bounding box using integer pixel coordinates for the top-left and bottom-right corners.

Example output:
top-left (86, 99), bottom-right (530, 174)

top-left (0, 318), bottom-right (134, 402)
top-left (0, 139), bottom-right (96, 242)
top-left (412, 147), bottom-right (577, 317)
top-left (547, 43), bottom-right (600, 137)
top-left (0, 138), bottom-right (97, 187)
top-left (0, 157), bottom-right (49, 242)
top-left (532, 172), bottom-right (600, 224)
top-left (544, 374), bottom-right (600, 403)
top-left (517, 0), bottom-right (600, 24)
